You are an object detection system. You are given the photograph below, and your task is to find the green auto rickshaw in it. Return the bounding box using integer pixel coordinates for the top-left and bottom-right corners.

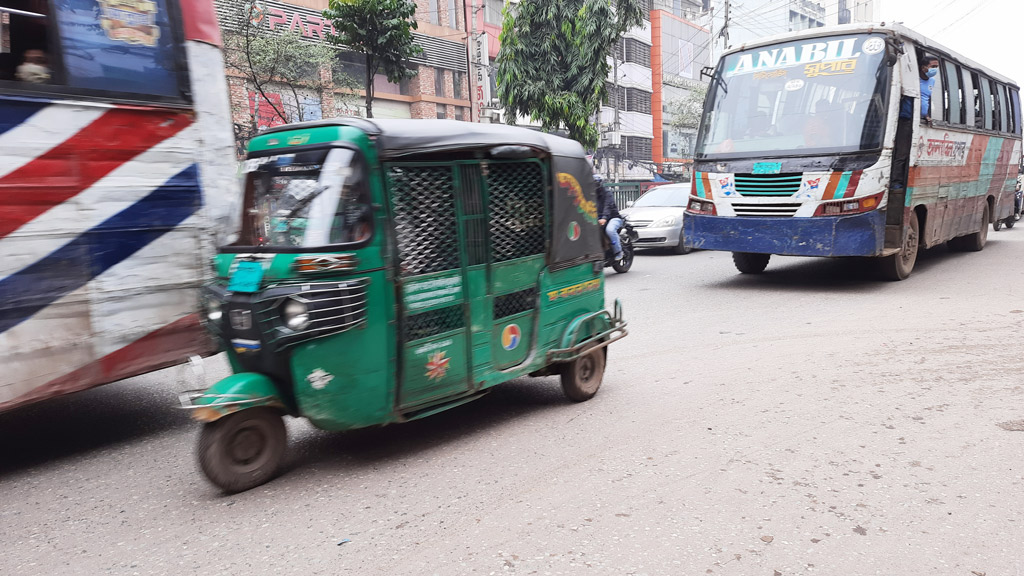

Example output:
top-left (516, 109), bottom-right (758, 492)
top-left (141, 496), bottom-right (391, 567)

top-left (182, 118), bottom-right (627, 492)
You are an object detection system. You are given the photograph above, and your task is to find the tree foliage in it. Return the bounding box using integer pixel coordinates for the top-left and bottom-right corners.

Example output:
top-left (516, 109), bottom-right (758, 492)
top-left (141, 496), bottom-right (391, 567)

top-left (323, 0), bottom-right (423, 118)
top-left (223, 3), bottom-right (359, 148)
top-left (495, 0), bottom-right (645, 149)
top-left (666, 83), bottom-right (708, 136)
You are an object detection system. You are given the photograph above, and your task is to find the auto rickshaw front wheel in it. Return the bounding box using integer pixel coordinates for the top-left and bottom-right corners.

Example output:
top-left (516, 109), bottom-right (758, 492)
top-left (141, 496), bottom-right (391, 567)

top-left (198, 407), bottom-right (286, 493)
top-left (560, 343), bottom-right (606, 402)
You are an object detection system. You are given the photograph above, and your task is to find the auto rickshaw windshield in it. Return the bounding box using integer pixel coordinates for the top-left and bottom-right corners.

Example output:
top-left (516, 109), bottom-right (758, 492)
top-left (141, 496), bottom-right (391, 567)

top-left (237, 148), bottom-right (371, 248)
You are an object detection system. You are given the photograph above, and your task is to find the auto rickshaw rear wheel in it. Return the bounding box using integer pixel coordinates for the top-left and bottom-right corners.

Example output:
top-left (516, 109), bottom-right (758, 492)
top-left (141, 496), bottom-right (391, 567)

top-left (198, 407), bottom-right (286, 493)
top-left (560, 343), bottom-right (606, 402)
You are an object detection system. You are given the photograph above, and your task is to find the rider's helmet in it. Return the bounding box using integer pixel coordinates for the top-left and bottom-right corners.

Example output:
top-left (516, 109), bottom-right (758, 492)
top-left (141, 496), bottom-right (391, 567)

top-left (593, 173), bottom-right (603, 184)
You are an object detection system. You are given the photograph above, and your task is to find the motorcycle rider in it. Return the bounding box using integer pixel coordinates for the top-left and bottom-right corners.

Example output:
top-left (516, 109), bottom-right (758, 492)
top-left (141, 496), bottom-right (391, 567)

top-left (595, 174), bottom-right (624, 261)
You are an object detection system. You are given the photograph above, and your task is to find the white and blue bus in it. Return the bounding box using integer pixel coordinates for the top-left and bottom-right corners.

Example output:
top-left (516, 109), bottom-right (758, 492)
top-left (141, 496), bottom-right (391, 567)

top-left (684, 23), bottom-right (1021, 279)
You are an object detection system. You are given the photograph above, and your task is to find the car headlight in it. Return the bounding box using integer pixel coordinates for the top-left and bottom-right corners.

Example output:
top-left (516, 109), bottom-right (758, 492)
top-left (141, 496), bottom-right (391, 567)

top-left (652, 216), bottom-right (678, 228)
top-left (206, 299), bottom-right (222, 322)
top-left (282, 298), bottom-right (311, 331)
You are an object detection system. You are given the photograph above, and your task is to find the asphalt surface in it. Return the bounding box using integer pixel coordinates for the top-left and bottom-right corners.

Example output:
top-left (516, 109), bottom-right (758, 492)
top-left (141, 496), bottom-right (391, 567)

top-left (3, 232), bottom-right (1024, 576)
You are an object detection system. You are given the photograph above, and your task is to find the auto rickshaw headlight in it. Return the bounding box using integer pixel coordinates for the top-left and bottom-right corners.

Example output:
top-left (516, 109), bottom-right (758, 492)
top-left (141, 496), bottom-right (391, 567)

top-left (283, 298), bottom-right (311, 331)
top-left (206, 299), bottom-right (223, 322)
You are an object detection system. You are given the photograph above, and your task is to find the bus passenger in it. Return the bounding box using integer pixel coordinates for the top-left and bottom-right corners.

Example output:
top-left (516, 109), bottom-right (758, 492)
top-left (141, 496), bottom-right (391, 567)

top-left (900, 54), bottom-right (939, 123)
top-left (16, 49), bottom-right (50, 84)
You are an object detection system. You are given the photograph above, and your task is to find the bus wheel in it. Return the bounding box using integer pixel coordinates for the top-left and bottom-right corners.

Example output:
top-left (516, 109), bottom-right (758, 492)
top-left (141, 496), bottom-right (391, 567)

top-left (198, 408), bottom-right (286, 493)
top-left (560, 343), bottom-right (606, 402)
top-left (963, 203), bottom-right (990, 251)
top-left (880, 211), bottom-right (919, 281)
top-left (732, 252), bottom-right (770, 274)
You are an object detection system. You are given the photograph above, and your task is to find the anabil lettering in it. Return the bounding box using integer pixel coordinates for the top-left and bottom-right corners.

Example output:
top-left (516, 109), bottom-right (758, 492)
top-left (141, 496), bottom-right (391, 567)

top-left (730, 38), bottom-right (861, 75)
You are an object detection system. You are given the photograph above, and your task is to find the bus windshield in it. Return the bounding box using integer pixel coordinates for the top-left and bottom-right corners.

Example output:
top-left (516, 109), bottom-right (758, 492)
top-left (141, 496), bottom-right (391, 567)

top-left (695, 34), bottom-right (890, 159)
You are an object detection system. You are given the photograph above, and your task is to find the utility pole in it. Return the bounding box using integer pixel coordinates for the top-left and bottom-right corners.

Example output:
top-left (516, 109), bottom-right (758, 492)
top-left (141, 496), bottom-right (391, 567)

top-left (720, 0), bottom-right (730, 54)
top-left (612, 47), bottom-right (620, 182)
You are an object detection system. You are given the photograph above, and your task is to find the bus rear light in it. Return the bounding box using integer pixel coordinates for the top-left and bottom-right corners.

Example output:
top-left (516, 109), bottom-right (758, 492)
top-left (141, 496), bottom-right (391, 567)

top-left (687, 197), bottom-right (717, 215)
top-left (813, 192), bottom-right (883, 217)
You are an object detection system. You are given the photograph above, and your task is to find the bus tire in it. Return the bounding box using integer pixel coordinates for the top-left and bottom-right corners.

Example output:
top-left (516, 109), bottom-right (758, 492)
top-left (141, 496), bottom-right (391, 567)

top-left (560, 343), bottom-right (606, 402)
top-left (880, 211), bottom-right (919, 281)
top-left (962, 203), bottom-right (990, 252)
top-left (198, 408), bottom-right (286, 493)
top-left (732, 252), bottom-right (770, 274)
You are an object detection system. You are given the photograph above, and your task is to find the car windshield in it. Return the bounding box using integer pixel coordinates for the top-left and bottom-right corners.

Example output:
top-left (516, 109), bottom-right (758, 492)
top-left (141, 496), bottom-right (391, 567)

top-left (634, 186), bottom-right (689, 207)
top-left (695, 33), bottom-right (890, 159)
top-left (235, 148), bottom-right (371, 248)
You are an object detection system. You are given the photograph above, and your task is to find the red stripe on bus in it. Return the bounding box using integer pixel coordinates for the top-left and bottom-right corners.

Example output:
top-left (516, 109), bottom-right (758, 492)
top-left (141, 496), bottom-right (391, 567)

top-left (701, 172), bottom-right (712, 198)
top-left (0, 108), bottom-right (193, 239)
top-left (842, 170), bottom-right (862, 198)
top-left (0, 313), bottom-right (215, 414)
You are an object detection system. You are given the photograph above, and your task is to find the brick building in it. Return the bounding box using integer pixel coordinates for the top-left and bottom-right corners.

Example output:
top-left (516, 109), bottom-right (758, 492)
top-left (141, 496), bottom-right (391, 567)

top-left (216, 0), bottom-right (473, 149)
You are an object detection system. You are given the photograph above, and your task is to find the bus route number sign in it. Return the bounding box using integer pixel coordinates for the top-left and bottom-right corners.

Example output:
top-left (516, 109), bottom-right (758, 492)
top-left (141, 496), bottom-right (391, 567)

top-left (753, 162), bottom-right (782, 175)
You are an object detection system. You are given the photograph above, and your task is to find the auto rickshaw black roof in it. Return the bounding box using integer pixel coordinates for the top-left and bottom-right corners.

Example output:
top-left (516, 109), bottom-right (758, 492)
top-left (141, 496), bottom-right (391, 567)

top-left (259, 118), bottom-right (588, 160)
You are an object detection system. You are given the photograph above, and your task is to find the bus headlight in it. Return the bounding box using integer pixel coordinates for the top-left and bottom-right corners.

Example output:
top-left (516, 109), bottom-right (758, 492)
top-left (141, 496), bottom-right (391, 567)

top-left (283, 298), bottom-right (311, 331)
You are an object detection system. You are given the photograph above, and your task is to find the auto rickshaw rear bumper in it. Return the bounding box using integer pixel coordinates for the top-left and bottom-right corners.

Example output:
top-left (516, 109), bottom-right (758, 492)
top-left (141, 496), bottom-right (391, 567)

top-left (547, 299), bottom-right (628, 363)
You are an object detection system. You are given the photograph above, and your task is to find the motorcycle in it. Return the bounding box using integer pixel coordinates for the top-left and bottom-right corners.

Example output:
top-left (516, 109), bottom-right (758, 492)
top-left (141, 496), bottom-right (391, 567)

top-left (603, 221), bottom-right (638, 273)
top-left (994, 189), bottom-right (1022, 231)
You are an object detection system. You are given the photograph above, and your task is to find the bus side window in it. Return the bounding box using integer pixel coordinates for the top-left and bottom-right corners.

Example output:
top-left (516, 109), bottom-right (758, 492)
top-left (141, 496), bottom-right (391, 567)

top-left (988, 79), bottom-right (1003, 132)
top-left (1010, 88), bottom-right (1022, 136)
top-left (0, 1), bottom-right (53, 84)
top-left (996, 83), bottom-right (1009, 133)
top-left (973, 72), bottom-right (989, 130)
top-left (941, 60), bottom-right (963, 125)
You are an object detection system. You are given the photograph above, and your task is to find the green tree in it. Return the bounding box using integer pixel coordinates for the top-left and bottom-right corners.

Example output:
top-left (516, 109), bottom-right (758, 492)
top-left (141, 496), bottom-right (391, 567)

top-left (223, 3), bottom-right (359, 150)
top-left (666, 83), bottom-right (708, 136)
top-left (323, 0), bottom-right (423, 118)
top-left (495, 0), bottom-right (645, 149)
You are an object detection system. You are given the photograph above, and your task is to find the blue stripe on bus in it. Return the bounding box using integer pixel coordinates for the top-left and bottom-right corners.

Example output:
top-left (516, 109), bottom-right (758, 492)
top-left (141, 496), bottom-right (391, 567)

top-left (834, 171), bottom-right (852, 198)
top-left (0, 99), bottom-right (48, 137)
top-left (695, 173), bottom-right (706, 198)
top-left (0, 164), bottom-right (201, 335)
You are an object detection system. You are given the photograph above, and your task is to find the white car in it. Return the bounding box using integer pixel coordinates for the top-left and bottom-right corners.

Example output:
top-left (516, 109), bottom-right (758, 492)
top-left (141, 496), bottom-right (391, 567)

top-left (620, 183), bottom-right (691, 254)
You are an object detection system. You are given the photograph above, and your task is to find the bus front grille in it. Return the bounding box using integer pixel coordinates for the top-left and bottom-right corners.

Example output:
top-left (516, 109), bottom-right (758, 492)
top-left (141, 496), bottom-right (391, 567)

top-left (734, 173), bottom-right (803, 197)
top-left (732, 203), bottom-right (801, 217)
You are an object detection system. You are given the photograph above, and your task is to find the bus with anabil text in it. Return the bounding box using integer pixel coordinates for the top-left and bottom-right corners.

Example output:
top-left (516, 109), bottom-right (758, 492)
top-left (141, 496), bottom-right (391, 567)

top-left (684, 23), bottom-right (1021, 280)
top-left (0, 0), bottom-right (238, 412)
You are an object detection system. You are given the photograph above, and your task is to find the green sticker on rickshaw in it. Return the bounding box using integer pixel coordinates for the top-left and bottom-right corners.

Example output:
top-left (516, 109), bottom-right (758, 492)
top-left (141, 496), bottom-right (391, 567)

top-left (228, 261), bottom-right (265, 293)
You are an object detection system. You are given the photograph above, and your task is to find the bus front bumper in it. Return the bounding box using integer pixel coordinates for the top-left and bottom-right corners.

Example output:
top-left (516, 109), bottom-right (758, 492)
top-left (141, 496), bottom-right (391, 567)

top-left (683, 210), bottom-right (886, 257)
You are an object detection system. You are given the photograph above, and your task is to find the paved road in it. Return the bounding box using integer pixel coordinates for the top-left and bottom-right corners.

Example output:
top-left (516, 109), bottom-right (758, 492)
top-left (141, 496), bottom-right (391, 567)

top-left (3, 234), bottom-right (1024, 576)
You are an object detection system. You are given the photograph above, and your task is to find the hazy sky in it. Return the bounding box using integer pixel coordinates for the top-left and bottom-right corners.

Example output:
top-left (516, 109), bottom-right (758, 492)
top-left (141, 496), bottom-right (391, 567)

top-left (879, 0), bottom-right (1022, 86)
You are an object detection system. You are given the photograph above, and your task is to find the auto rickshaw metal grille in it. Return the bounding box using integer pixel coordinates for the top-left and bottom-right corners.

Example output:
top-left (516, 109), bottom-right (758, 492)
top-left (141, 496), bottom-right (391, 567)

top-left (458, 164), bottom-right (488, 266)
top-left (493, 287), bottom-right (537, 320)
top-left (487, 162), bottom-right (546, 262)
top-left (404, 305), bottom-right (464, 341)
top-left (256, 279), bottom-right (370, 349)
top-left (387, 165), bottom-right (460, 276)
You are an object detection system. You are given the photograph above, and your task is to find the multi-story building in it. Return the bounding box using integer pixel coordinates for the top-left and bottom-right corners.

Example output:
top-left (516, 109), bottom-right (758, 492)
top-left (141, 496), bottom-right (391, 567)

top-left (652, 6), bottom-right (711, 178)
top-left (214, 0), bottom-right (473, 150)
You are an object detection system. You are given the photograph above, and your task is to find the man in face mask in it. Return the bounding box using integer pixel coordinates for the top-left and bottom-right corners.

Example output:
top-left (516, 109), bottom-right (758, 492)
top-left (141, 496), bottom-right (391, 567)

top-left (918, 54), bottom-right (940, 122)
